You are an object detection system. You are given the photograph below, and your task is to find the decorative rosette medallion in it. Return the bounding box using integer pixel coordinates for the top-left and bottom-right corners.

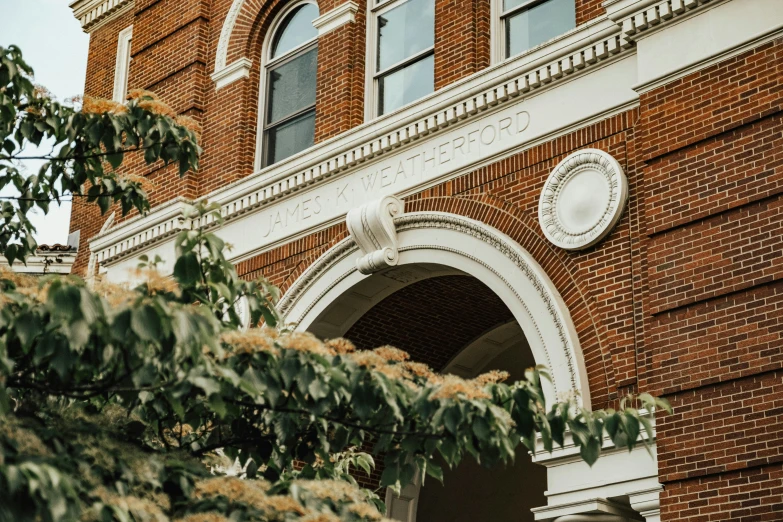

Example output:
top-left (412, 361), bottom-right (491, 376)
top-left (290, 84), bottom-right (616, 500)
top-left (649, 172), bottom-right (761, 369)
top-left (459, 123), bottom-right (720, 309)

top-left (538, 148), bottom-right (628, 250)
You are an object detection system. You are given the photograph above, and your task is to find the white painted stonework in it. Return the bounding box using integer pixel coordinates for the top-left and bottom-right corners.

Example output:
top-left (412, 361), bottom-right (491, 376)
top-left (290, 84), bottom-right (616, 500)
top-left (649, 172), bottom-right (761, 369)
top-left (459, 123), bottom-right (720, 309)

top-left (70, 0), bottom-right (134, 32)
top-left (93, 54), bottom-right (638, 280)
top-left (280, 210), bottom-right (590, 409)
top-left (312, 1), bottom-right (359, 36)
top-left (346, 196), bottom-right (404, 274)
top-left (539, 149), bottom-right (628, 250)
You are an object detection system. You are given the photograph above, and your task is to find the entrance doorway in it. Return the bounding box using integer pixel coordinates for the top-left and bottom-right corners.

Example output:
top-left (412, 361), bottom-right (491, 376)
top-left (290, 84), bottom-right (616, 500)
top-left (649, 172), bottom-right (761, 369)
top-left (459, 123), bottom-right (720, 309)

top-left (307, 268), bottom-right (547, 522)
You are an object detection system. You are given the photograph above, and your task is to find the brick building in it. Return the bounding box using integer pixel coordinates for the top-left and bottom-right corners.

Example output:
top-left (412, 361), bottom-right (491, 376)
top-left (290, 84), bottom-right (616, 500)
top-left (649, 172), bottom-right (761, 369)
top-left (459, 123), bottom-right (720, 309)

top-left (68, 0), bottom-right (783, 519)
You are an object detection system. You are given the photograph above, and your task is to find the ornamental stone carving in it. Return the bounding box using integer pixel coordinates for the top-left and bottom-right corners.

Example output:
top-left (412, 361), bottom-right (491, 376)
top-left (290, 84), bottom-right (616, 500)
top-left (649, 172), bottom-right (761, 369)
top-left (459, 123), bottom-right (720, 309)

top-left (346, 196), bottom-right (404, 275)
top-left (538, 148), bottom-right (628, 250)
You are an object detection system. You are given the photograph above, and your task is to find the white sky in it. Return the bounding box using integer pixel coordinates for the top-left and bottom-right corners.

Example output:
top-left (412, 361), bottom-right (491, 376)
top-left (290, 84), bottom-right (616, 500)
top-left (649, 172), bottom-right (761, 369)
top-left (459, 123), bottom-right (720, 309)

top-left (1, 0), bottom-right (89, 245)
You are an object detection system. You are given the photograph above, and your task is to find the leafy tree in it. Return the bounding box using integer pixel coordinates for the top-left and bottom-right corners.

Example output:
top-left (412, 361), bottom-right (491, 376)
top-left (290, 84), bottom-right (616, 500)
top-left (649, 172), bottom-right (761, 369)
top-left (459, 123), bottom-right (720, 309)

top-left (0, 45), bottom-right (671, 522)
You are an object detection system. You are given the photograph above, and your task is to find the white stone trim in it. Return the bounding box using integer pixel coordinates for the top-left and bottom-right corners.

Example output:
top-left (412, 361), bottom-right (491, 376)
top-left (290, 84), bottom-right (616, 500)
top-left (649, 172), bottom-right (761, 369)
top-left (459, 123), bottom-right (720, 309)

top-left (112, 25), bottom-right (133, 103)
top-left (1, 250), bottom-right (76, 275)
top-left (312, 1), bottom-right (358, 36)
top-left (533, 499), bottom-right (640, 521)
top-left (631, 0), bottom-right (783, 93)
top-left (70, 0), bottom-right (134, 32)
top-left (603, 0), bottom-right (728, 41)
top-left (94, 16), bottom-right (637, 268)
top-left (538, 149), bottom-right (628, 251)
top-left (633, 24), bottom-right (783, 93)
top-left (214, 0), bottom-right (246, 74)
top-left (89, 197), bottom-right (191, 263)
top-left (280, 211), bottom-right (591, 409)
top-left (628, 486), bottom-right (662, 522)
top-left (346, 196), bottom-right (403, 274)
top-left (211, 58), bottom-right (253, 90)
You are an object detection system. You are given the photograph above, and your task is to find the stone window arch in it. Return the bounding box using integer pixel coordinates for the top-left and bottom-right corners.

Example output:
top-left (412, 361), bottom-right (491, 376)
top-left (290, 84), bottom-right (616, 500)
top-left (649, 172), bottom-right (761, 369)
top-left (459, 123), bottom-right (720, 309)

top-left (256, 1), bottom-right (320, 169)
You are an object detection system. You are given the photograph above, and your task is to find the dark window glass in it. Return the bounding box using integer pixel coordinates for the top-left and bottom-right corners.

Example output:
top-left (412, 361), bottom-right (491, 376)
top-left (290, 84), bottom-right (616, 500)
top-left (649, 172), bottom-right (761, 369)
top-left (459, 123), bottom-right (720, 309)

top-left (267, 47), bottom-right (318, 124)
top-left (271, 4), bottom-right (319, 59)
top-left (376, 0), bottom-right (434, 71)
top-left (505, 0), bottom-right (575, 58)
top-left (378, 53), bottom-right (433, 115)
top-left (265, 110), bottom-right (315, 165)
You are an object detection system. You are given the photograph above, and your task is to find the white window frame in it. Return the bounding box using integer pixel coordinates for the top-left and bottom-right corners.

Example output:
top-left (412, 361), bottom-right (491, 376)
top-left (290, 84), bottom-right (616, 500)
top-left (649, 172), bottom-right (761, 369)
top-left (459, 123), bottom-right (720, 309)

top-left (492, 0), bottom-right (575, 63)
top-left (112, 26), bottom-right (133, 103)
top-left (254, 0), bottom-right (319, 171)
top-left (363, 0), bottom-right (435, 121)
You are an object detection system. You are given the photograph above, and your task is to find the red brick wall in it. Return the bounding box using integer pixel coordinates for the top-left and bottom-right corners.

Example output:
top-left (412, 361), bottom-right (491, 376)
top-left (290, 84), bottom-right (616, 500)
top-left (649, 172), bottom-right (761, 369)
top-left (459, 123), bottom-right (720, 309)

top-left (661, 463), bottom-right (783, 521)
top-left (639, 37), bottom-right (783, 521)
top-left (69, 3), bottom-right (783, 518)
top-left (434, 0), bottom-right (491, 90)
top-left (345, 276), bottom-right (514, 369)
top-left (314, 1), bottom-right (367, 142)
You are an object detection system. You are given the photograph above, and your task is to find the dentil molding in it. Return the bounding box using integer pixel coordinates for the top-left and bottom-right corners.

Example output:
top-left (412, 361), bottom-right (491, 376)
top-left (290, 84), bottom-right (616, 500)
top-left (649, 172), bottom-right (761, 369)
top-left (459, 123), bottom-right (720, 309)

top-left (538, 149), bottom-right (628, 250)
top-left (346, 195), bottom-right (404, 275)
top-left (70, 0), bottom-right (134, 32)
top-left (91, 0), bottom-right (732, 267)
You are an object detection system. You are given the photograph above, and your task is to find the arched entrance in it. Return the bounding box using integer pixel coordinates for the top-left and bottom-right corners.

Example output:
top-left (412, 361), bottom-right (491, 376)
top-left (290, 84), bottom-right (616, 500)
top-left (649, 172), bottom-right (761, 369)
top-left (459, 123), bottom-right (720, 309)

top-left (280, 210), bottom-right (590, 408)
top-left (279, 207), bottom-right (591, 521)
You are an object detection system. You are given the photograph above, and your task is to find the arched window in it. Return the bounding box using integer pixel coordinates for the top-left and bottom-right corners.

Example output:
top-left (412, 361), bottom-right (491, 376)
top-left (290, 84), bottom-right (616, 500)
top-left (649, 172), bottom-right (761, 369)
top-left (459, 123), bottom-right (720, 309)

top-left (259, 2), bottom-right (319, 168)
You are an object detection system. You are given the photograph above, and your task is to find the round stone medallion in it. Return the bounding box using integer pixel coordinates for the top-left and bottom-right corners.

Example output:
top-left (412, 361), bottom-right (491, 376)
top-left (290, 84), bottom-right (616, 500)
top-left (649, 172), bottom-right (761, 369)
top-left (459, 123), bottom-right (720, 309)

top-left (538, 148), bottom-right (628, 250)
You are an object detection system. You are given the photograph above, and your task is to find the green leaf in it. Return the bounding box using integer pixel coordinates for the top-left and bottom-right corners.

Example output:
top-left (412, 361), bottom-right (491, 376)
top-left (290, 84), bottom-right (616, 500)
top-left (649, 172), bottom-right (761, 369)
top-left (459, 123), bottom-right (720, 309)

top-left (173, 252), bottom-right (201, 286)
top-left (580, 436), bottom-right (601, 466)
top-left (472, 416), bottom-right (491, 441)
top-left (14, 312), bottom-right (40, 350)
top-left (131, 305), bottom-right (162, 341)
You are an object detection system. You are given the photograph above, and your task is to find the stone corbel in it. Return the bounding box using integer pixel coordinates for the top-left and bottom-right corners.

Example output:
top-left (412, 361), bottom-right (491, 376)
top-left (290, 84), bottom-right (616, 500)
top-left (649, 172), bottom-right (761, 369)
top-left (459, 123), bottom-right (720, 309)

top-left (629, 487), bottom-right (662, 522)
top-left (346, 196), bottom-right (404, 275)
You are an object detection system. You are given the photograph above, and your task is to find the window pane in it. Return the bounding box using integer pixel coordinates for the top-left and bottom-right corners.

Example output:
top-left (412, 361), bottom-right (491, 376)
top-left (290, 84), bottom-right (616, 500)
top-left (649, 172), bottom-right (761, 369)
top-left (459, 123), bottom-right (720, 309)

top-left (377, 0), bottom-right (434, 71)
top-left (271, 4), bottom-right (319, 59)
top-left (378, 53), bottom-right (433, 115)
top-left (503, 0), bottom-right (527, 11)
top-left (505, 0), bottom-right (575, 58)
top-left (267, 47), bottom-right (317, 125)
top-left (265, 109), bottom-right (315, 166)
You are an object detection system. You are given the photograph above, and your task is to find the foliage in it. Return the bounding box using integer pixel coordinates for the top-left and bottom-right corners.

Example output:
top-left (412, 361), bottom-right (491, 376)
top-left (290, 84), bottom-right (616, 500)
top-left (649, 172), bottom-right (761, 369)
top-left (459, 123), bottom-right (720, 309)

top-left (0, 45), bottom-right (671, 522)
top-left (0, 45), bottom-right (201, 265)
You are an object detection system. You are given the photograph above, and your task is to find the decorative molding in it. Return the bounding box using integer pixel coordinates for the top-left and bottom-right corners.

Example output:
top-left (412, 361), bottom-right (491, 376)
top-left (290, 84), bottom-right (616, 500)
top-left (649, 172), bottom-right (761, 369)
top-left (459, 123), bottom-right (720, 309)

top-left (214, 0), bottom-right (245, 72)
top-left (94, 17), bottom-right (636, 267)
top-left (628, 486), bottom-right (662, 521)
top-left (346, 196), bottom-right (403, 274)
top-left (603, 0), bottom-right (718, 40)
top-left (70, 0), bottom-right (134, 32)
top-left (211, 58), bottom-right (253, 90)
top-left (279, 212), bottom-right (589, 402)
top-left (633, 24), bottom-right (783, 93)
top-left (1, 248), bottom-right (77, 275)
top-left (312, 1), bottom-right (359, 36)
top-left (533, 498), bottom-right (642, 521)
top-left (112, 25), bottom-right (133, 103)
top-left (89, 198), bottom-right (191, 263)
top-left (538, 149), bottom-right (628, 250)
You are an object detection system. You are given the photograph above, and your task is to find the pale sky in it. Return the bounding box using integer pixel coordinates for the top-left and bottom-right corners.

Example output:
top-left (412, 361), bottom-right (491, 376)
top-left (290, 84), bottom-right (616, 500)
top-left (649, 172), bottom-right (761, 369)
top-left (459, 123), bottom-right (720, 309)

top-left (1, 0), bottom-right (89, 245)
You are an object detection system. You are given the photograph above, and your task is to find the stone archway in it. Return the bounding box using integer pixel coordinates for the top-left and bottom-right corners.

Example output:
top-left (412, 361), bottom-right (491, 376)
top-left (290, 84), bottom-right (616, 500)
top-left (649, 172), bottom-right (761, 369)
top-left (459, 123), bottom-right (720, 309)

top-left (280, 203), bottom-right (590, 408)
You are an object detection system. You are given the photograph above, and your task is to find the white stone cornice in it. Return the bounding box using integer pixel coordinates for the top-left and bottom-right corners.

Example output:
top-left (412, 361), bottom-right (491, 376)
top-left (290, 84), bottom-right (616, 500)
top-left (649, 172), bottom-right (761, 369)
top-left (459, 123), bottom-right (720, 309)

top-left (603, 0), bottom-right (727, 40)
top-left (211, 58), bottom-right (253, 90)
top-left (312, 2), bottom-right (359, 36)
top-left (91, 15), bottom-right (638, 268)
top-left (70, 0), bottom-right (134, 32)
